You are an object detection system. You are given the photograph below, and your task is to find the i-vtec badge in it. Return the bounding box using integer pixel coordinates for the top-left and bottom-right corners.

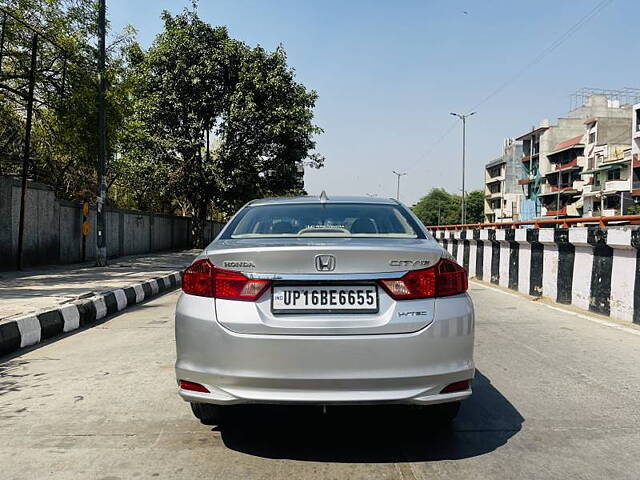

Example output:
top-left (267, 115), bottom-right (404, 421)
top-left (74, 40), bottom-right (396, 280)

top-left (398, 311), bottom-right (430, 317)
top-left (389, 259), bottom-right (431, 267)
top-left (223, 261), bottom-right (256, 268)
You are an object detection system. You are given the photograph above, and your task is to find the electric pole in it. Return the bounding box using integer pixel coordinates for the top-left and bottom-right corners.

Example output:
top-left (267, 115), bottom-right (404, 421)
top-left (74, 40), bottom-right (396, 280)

top-left (450, 111), bottom-right (476, 225)
top-left (392, 170), bottom-right (407, 201)
top-left (96, 0), bottom-right (107, 266)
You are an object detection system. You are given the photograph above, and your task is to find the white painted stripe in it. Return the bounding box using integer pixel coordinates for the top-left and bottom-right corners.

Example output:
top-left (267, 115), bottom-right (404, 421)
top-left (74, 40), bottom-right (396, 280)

top-left (610, 248), bottom-right (636, 322)
top-left (499, 243), bottom-right (510, 288)
top-left (163, 276), bottom-right (172, 289)
top-left (114, 289), bottom-right (127, 311)
top-left (59, 304), bottom-right (80, 332)
top-left (468, 240), bottom-right (477, 278)
top-left (16, 315), bottom-right (41, 347)
top-left (479, 230), bottom-right (489, 241)
top-left (514, 229), bottom-right (527, 242)
top-left (457, 240), bottom-right (464, 265)
top-left (472, 280), bottom-right (640, 337)
top-left (133, 284), bottom-right (145, 303)
top-left (607, 229), bottom-right (632, 248)
top-left (496, 229), bottom-right (506, 241)
top-left (518, 243), bottom-right (531, 295)
top-left (94, 297), bottom-right (107, 320)
top-left (568, 228), bottom-right (589, 246)
top-left (149, 279), bottom-right (159, 295)
top-left (538, 229), bottom-right (554, 244)
top-left (542, 244), bottom-right (558, 300)
top-left (173, 272), bottom-right (182, 285)
top-left (483, 242), bottom-right (492, 281)
top-left (572, 245), bottom-right (593, 311)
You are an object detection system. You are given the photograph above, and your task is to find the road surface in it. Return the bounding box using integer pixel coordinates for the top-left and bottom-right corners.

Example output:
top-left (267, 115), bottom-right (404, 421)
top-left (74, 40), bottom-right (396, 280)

top-left (1, 282), bottom-right (639, 479)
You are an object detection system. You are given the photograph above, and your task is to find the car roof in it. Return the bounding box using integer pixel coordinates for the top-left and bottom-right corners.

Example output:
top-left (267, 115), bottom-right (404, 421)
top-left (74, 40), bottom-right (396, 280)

top-left (247, 195), bottom-right (400, 207)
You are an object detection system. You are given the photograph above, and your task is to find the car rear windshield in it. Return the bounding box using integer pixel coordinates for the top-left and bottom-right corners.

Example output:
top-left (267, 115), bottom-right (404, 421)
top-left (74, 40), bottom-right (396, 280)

top-left (224, 203), bottom-right (424, 239)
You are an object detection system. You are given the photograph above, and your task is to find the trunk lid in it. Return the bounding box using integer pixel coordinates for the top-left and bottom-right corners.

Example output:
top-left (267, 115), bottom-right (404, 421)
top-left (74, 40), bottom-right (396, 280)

top-left (204, 237), bottom-right (443, 275)
top-left (207, 237), bottom-right (445, 335)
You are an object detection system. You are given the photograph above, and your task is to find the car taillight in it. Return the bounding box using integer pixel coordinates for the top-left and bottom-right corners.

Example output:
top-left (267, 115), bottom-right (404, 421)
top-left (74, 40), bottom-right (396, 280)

top-left (179, 380), bottom-right (210, 393)
top-left (440, 379), bottom-right (471, 394)
top-left (182, 259), bottom-right (270, 301)
top-left (379, 258), bottom-right (467, 300)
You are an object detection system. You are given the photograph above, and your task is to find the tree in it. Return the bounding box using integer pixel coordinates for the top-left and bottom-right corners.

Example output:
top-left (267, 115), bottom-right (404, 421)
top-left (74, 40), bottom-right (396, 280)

top-left (412, 188), bottom-right (485, 226)
top-left (0, 0), bottom-right (135, 202)
top-left (122, 8), bottom-right (323, 246)
top-left (412, 188), bottom-right (461, 226)
top-left (465, 190), bottom-right (485, 224)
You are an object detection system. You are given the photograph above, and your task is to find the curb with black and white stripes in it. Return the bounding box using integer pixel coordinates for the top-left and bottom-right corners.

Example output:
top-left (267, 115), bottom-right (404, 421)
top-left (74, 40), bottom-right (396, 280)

top-left (0, 271), bottom-right (182, 357)
top-left (432, 227), bottom-right (640, 325)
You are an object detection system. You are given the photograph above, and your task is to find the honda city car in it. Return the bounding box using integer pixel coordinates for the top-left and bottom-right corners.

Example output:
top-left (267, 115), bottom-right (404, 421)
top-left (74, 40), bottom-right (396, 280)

top-left (175, 194), bottom-right (474, 425)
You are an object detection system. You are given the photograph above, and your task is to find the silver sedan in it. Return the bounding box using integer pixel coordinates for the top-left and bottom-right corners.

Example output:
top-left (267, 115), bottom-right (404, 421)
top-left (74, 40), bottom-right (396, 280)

top-left (175, 195), bottom-right (474, 425)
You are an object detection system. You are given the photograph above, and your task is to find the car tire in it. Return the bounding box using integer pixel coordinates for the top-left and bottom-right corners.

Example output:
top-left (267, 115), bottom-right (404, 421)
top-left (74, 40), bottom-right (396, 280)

top-left (190, 402), bottom-right (224, 425)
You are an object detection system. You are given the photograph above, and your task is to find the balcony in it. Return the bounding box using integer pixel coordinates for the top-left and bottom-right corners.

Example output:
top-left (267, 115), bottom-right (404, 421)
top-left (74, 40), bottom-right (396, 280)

top-left (553, 157), bottom-right (579, 171)
top-left (545, 206), bottom-right (567, 217)
top-left (521, 153), bottom-right (539, 163)
top-left (485, 175), bottom-right (504, 183)
top-left (604, 180), bottom-right (630, 192)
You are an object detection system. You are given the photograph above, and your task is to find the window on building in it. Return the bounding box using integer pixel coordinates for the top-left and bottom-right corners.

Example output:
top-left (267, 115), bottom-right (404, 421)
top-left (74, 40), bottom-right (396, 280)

top-left (605, 196), bottom-right (620, 210)
top-left (636, 109), bottom-right (640, 132)
top-left (607, 168), bottom-right (621, 181)
top-left (487, 165), bottom-right (502, 178)
top-left (589, 130), bottom-right (596, 144)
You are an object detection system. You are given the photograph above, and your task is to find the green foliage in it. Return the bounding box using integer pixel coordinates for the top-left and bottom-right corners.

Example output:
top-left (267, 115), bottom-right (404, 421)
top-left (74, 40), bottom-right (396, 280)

top-left (117, 7), bottom-right (323, 245)
top-left (626, 204), bottom-right (640, 215)
top-left (0, 2), bottom-right (324, 248)
top-left (412, 188), bottom-right (484, 226)
top-left (465, 190), bottom-right (485, 224)
top-left (0, 0), bottom-right (135, 202)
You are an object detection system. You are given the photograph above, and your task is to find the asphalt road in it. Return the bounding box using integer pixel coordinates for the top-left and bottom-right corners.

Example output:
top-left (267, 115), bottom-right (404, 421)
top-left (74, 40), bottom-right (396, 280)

top-left (1, 282), bottom-right (640, 479)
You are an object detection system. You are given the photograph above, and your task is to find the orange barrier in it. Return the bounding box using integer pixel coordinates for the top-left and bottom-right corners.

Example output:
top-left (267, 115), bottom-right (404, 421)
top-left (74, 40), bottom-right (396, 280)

top-left (426, 215), bottom-right (640, 231)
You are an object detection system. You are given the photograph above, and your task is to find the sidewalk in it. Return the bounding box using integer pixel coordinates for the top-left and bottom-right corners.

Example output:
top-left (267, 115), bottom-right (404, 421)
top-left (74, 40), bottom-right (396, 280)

top-left (0, 250), bottom-right (198, 322)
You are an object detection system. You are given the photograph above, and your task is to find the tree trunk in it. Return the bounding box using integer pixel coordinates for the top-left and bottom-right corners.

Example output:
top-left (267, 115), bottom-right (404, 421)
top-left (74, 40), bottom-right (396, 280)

top-left (191, 200), bottom-right (208, 249)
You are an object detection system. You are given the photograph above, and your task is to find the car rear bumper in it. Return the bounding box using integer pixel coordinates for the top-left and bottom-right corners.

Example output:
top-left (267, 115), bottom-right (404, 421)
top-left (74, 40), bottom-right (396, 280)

top-left (175, 293), bottom-right (475, 405)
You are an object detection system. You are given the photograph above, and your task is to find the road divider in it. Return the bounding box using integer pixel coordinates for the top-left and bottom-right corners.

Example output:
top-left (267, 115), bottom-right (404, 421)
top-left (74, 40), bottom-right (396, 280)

top-left (0, 271), bottom-right (182, 357)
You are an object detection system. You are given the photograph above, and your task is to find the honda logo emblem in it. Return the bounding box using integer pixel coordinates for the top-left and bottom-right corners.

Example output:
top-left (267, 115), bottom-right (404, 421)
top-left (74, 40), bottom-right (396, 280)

top-left (314, 254), bottom-right (336, 272)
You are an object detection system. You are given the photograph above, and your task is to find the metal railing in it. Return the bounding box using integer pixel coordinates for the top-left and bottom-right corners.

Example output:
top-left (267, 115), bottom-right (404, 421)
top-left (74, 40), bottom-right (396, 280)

top-left (427, 214), bottom-right (640, 231)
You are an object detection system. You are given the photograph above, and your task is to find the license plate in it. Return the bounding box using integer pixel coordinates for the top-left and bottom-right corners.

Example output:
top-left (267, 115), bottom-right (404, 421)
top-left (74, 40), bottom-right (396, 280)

top-left (271, 285), bottom-right (378, 314)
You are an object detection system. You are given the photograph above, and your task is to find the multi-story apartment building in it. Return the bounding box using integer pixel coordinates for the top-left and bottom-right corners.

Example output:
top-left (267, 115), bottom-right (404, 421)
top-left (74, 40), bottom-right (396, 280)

top-left (516, 93), bottom-right (634, 219)
top-left (580, 115), bottom-right (633, 216)
top-left (516, 118), bottom-right (586, 219)
top-left (632, 103), bottom-right (640, 202)
top-left (539, 134), bottom-right (585, 217)
top-left (483, 139), bottom-right (523, 223)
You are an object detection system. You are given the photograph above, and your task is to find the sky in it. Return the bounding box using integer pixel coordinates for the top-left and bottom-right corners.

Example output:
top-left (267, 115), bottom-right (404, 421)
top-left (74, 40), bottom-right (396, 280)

top-left (108, 0), bottom-right (639, 206)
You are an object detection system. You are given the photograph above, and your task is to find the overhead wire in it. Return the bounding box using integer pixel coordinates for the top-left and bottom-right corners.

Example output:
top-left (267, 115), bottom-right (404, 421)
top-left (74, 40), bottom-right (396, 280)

top-left (403, 0), bottom-right (615, 181)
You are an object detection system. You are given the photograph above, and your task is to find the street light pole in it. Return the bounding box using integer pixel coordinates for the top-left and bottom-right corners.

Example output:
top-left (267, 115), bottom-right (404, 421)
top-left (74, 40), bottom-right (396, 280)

top-left (392, 170), bottom-right (407, 201)
top-left (450, 111), bottom-right (476, 225)
top-left (96, 0), bottom-right (107, 266)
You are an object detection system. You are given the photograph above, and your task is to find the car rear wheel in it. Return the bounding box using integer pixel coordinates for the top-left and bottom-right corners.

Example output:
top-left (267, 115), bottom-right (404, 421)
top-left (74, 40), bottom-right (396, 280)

top-left (190, 402), bottom-right (224, 425)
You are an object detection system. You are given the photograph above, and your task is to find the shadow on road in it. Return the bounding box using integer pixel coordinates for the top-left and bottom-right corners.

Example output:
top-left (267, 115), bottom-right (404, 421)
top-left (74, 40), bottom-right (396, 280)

top-left (219, 371), bottom-right (523, 462)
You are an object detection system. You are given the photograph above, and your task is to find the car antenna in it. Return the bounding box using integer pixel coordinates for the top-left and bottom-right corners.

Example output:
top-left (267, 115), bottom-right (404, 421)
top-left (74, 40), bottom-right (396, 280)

top-left (319, 190), bottom-right (328, 203)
